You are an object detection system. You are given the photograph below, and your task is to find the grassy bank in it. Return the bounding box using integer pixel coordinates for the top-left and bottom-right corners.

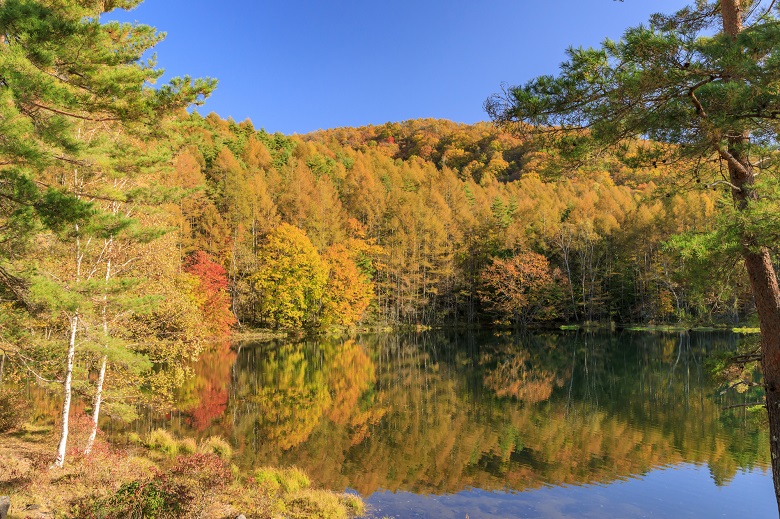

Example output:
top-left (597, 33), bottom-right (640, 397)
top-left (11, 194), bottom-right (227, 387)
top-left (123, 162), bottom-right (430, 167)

top-left (0, 419), bottom-right (364, 519)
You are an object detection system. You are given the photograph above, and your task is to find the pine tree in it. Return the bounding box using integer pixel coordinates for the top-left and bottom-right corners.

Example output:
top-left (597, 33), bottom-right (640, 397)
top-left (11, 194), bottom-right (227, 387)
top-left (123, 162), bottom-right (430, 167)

top-left (486, 0), bottom-right (780, 508)
top-left (0, 0), bottom-right (215, 468)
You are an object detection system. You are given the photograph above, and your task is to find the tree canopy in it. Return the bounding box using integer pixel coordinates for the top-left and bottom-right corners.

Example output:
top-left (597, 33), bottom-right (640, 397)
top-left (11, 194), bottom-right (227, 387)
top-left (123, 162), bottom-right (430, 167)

top-left (486, 0), bottom-right (780, 178)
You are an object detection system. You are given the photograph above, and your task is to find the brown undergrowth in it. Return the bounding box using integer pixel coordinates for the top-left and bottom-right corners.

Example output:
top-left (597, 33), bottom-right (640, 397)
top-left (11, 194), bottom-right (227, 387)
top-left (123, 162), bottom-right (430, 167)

top-left (0, 414), bottom-right (364, 519)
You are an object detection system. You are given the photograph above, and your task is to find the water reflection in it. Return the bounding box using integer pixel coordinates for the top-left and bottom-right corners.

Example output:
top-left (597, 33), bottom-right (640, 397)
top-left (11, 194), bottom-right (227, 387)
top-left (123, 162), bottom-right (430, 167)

top-left (131, 331), bottom-right (770, 497)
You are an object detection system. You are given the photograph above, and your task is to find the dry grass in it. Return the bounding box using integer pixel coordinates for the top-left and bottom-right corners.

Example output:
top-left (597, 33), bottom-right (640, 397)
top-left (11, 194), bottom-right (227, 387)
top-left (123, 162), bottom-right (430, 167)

top-left (0, 426), bottom-right (365, 519)
top-left (0, 425), bottom-right (157, 518)
top-left (146, 428), bottom-right (179, 456)
top-left (198, 435), bottom-right (232, 460)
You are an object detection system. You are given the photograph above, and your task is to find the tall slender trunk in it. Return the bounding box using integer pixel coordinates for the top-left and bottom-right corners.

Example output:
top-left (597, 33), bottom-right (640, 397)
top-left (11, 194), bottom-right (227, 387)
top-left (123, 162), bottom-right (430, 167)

top-left (84, 355), bottom-right (106, 454)
top-left (720, 1), bottom-right (780, 513)
top-left (85, 256), bottom-right (111, 455)
top-left (54, 204), bottom-right (83, 468)
top-left (54, 312), bottom-right (78, 468)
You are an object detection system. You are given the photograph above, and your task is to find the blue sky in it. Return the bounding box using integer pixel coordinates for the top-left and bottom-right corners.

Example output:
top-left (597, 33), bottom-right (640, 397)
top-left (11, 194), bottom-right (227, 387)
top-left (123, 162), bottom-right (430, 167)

top-left (110, 1), bottom-right (688, 135)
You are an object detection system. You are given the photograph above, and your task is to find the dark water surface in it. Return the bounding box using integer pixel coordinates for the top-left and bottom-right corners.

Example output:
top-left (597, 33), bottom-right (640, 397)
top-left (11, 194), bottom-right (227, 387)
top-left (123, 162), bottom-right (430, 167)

top-left (125, 331), bottom-right (775, 518)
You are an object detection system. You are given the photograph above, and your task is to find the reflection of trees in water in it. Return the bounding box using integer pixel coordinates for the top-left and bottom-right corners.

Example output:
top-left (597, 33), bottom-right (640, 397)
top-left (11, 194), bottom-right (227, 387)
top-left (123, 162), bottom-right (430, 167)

top-left (225, 339), bottom-right (386, 470)
top-left (128, 332), bottom-right (769, 496)
top-left (177, 343), bottom-right (236, 432)
top-left (480, 333), bottom-right (570, 404)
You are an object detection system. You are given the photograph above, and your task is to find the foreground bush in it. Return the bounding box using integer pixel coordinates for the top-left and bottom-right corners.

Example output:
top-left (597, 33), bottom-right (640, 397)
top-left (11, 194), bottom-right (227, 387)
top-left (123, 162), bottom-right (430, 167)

top-left (146, 429), bottom-right (179, 456)
top-left (198, 435), bottom-right (232, 460)
top-left (73, 453), bottom-right (233, 518)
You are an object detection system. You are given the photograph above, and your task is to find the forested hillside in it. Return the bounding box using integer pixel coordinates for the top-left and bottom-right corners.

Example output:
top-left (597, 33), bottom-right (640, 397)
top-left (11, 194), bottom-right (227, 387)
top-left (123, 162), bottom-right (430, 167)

top-left (164, 113), bottom-right (750, 329)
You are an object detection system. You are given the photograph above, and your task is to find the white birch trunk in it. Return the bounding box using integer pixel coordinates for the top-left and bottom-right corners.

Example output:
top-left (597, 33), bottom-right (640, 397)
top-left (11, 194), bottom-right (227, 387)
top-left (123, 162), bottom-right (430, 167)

top-left (55, 216), bottom-right (83, 468)
top-left (84, 354), bottom-right (106, 455)
top-left (54, 312), bottom-right (78, 468)
top-left (85, 257), bottom-right (111, 455)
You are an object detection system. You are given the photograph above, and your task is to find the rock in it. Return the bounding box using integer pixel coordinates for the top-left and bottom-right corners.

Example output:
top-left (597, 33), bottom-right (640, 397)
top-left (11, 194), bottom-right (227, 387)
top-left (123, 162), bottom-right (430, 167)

top-left (0, 496), bottom-right (9, 519)
top-left (236, 515), bottom-right (246, 519)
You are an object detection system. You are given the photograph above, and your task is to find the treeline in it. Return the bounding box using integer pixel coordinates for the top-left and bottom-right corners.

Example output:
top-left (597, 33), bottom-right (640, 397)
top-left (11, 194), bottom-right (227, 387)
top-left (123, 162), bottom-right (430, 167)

top-left (1, 111), bottom-right (748, 459)
top-left (167, 114), bottom-right (751, 328)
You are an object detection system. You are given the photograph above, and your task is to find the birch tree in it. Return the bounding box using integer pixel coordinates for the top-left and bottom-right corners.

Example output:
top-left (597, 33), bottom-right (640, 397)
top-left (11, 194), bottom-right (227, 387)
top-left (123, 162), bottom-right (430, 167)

top-left (0, 0), bottom-right (214, 467)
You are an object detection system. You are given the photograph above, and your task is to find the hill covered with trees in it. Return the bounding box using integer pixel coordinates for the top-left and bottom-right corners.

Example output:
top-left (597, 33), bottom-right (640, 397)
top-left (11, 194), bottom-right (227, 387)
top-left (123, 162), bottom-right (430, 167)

top-left (164, 113), bottom-right (749, 330)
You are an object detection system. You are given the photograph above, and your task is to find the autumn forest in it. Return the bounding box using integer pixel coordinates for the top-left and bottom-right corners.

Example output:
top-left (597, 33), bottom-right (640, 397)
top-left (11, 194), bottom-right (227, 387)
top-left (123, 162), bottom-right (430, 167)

top-left (162, 114), bottom-right (747, 330)
top-left (5, 0), bottom-right (780, 516)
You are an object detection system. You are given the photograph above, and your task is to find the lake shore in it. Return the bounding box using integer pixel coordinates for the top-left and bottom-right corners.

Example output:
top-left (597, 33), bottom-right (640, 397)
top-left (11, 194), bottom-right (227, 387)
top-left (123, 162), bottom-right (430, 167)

top-left (0, 422), bottom-right (365, 519)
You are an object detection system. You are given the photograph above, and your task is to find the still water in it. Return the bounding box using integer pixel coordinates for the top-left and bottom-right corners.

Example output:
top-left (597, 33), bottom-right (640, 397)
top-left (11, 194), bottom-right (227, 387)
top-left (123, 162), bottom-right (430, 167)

top-left (130, 331), bottom-right (775, 518)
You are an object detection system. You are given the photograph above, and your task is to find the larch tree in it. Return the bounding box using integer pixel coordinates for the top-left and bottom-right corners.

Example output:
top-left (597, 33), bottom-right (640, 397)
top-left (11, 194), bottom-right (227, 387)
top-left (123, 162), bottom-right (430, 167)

top-left (486, 0), bottom-right (780, 509)
top-left (0, 0), bottom-right (215, 468)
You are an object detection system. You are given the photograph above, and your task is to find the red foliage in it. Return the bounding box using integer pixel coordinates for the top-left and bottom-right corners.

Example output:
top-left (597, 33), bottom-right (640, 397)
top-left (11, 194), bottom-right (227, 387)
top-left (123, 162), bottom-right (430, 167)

top-left (184, 251), bottom-right (237, 337)
top-left (188, 386), bottom-right (228, 431)
top-left (167, 453), bottom-right (234, 488)
top-left (186, 346), bottom-right (236, 431)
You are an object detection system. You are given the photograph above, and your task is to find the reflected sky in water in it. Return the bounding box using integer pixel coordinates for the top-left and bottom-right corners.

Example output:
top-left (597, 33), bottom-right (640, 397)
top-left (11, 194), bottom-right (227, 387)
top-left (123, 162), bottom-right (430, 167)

top-left (365, 464), bottom-right (774, 518)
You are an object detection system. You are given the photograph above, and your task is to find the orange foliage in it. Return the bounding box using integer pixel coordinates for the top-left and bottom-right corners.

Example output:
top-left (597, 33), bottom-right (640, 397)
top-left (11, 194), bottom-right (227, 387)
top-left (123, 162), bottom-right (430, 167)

top-left (479, 251), bottom-right (566, 324)
top-left (322, 244), bottom-right (375, 327)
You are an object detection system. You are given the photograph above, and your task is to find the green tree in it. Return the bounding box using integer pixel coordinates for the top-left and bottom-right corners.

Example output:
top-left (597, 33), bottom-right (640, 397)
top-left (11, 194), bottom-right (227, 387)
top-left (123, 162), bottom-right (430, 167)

top-left (486, 0), bottom-right (780, 507)
top-left (0, 0), bottom-right (215, 468)
top-left (0, 0), bottom-right (214, 245)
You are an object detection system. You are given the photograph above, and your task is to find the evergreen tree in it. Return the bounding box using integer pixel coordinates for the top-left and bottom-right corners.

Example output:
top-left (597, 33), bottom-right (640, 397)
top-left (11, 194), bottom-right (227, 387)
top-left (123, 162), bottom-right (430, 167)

top-left (486, 0), bottom-right (780, 508)
top-left (0, 0), bottom-right (215, 468)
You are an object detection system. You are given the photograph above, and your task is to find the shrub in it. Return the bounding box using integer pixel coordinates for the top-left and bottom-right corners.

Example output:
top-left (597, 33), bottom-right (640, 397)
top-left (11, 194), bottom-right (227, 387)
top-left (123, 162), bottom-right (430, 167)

top-left (198, 435), bottom-right (232, 460)
top-left (73, 453), bottom-right (233, 519)
top-left (284, 489), bottom-right (351, 519)
top-left (168, 453), bottom-right (233, 489)
top-left (0, 390), bottom-right (27, 433)
top-left (75, 479), bottom-right (185, 519)
top-left (339, 493), bottom-right (365, 516)
top-left (146, 429), bottom-right (178, 456)
top-left (281, 467), bottom-right (311, 493)
top-left (254, 466), bottom-right (310, 494)
top-left (177, 437), bottom-right (197, 454)
top-left (254, 467), bottom-right (282, 493)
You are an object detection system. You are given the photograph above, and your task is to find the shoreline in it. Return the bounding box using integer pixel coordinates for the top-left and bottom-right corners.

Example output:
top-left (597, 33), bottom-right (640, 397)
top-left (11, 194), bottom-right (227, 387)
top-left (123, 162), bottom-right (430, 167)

top-left (0, 425), bottom-right (365, 519)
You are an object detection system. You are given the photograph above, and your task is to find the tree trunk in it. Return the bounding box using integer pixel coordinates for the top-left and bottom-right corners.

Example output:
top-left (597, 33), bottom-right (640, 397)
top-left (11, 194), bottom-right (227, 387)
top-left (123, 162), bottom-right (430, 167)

top-left (54, 312), bottom-right (78, 468)
top-left (744, 247), bottom-right (780, 513)
top-left (84, 354), bottom-right (106, 455)
top-left (719, 1), bottom-right (780, 512)
top-left (85, 254), bottom-right (112, 455)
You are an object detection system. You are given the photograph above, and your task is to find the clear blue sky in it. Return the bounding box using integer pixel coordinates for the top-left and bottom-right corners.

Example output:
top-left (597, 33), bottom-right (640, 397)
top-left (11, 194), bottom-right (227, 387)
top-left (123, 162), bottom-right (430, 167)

top-left (109, 1), bottom-right (688, 135)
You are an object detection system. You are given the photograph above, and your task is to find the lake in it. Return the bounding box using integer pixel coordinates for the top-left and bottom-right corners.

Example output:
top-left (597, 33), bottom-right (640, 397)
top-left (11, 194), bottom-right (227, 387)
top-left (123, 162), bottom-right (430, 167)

top-left (118, 331), bottom-right (776, 518)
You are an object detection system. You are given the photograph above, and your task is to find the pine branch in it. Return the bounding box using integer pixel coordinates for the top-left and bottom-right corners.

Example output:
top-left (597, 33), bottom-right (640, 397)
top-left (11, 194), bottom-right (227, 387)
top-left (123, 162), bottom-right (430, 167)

top-left (720, 379), bottom-right (763, 394)
top-left (24, 102), bottom-right (119, 123)
top-left (0, 264), bottom-right (34, 311)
